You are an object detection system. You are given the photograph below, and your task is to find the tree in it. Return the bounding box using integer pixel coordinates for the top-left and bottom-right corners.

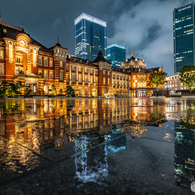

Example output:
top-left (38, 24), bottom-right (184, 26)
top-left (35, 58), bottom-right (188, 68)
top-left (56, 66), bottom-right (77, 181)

top-left (0, 81), bottom-right (8, 97)
top-left (24, 86), bottom-right (33, 96)
top-left (148, 71), bottom-right (167, 97)
top-left (179, 65), bottom-right (195, 94)
top-left (150, 113), bottom-right (167, 125)
top-left (48, 85), bottom-right (57, 95)
top-left (65, 86), bottom-right (75, 97)
top-left (38, 89), bottom-right (45, 96)
top-left (59, 88), bottom-right (63, 95)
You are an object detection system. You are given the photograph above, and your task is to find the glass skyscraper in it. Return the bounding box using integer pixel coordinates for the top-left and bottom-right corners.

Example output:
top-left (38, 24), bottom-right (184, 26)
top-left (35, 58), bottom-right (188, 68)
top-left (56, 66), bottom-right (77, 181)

top-left (74, 13), bottom-right (107, 61)
top-left (173, 3), bottom-right (195, 74)
top-left (107, 44), bottom-right (126, 68)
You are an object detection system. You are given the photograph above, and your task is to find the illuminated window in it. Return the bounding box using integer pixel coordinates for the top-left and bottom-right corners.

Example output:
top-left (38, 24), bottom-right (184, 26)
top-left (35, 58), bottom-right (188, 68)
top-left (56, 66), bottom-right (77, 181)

top-left (85, 75), bottom-right (88, 82)
top-left (108, 78), bottom-right (110, 84)
top-left (91, 76), bottom-right (93, 83)
top-left (49, 59), bottom-right (53, 67)
top-left (72, 65), bottom-right (76, 71)
top-left (79, 66), bottom-right (82, 72)
top-left (95, 76), bottom-right (98, 83)
top-left (38, 56), bottom-right (42, 65)
top-left (72, 74), bottom-right (76, 82)
top-left (66, 64), bottom-right (69, 70)
top-left (0, 64), bottom-right (4, 75)
top-left (16, 52), bottom-right (23, 65)
top-left (85, 67), bottom-right (87, 73)
top-left (44, 58), bottom-right (48, 66)
top-left (44, 70), bottom-right (48, 79)
top-left (79, 74), bottom-right (82, 82)
top-left (60, 61), bottom-right (63, 68)
top-left (91, 69), bottom-right (93, 74)
top-left (66, 73), bottom-right (69, 81)
top-left (38, 68), bottom-right (42, 75)
top-left (60, 70), bottom-right (63, 80)
top-left (0, 49), bottom-right (4, 59)
top-left (103, 70), bottom-right (106, 75)
top-left (108, 71), bottom-right (110, 76)
top-left (49, 70), bottom-right (53, 79)
top-left (103, 77), bottom-right (106, 84)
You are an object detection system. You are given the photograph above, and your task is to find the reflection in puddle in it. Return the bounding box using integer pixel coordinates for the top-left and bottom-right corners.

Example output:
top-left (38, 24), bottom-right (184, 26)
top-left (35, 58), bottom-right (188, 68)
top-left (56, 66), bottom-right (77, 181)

top-left (0, 98), bottom-right (194, 191)
top-left (174, 121), bottom-right (195, 188)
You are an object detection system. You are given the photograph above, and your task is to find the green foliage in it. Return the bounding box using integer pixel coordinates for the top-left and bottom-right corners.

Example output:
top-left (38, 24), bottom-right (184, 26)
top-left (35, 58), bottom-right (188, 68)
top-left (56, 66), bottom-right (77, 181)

top-left (24, 86), bottom-right (33, 95)
top-left (48, 85), bottom-right (57, 95)
top-left (39, 89), bottom-right (45, 96)
top-left (59, 88), bottom-right (63, 95)
top-left (65, 86), bottom-right (75, 97)
top-left (150, 113), bottom-right (167, 124)
top-left (0, 81), bottom-right (25, 97)
top-left (148, 71), bottom-right (167, 91)
top-left (179, 65), bottom-right (195, 94)
top-left (0, 81), bottom-right (8, 97)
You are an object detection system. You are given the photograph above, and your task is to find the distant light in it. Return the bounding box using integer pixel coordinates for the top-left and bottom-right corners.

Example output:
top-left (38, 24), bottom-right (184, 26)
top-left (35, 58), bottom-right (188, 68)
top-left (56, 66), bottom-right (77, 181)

top-left (107, 44), bottom-right (126, 50)
top-left (74, 13), bottom-right (107, 27)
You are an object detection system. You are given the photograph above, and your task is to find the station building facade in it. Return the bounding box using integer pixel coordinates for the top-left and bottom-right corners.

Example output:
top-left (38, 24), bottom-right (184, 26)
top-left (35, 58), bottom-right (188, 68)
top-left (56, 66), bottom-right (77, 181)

top-left (0, 21), bottom-right (162, 97)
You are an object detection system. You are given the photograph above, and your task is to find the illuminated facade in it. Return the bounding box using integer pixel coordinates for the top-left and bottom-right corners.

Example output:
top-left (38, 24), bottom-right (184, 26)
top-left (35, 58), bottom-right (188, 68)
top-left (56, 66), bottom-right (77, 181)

top-left (165, 74), bottom-right (186, 91)
top-left (0, 21), bottom-right (67, 94)
top-left (107, 44), bottom-right (126, 68)
top-left (173, 3), bottom-right (195, 74)
top-left (66, 51), bottom-right (163, 98)
top-left (0, 21), bottom-right (162, 97)
top-left (74, 13), bottom-right (107, 61)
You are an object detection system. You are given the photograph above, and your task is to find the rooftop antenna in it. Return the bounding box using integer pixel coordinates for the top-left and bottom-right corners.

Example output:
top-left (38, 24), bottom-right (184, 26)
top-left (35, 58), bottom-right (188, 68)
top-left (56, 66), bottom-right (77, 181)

top-left (132, 48), bottom-right (133, 56)
top-left (57, 36), bottom-right (59, 44)
top-left (0, 11), bottom-right (2, 23)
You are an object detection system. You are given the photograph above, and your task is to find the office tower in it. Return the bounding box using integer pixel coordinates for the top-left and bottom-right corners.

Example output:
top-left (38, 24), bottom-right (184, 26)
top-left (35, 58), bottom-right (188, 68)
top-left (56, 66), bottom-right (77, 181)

top-left (173, 2), bottom-right (195, 74)
top-left (107, 44), bottom-right (126, 68)
top-left (74, 13), bottom-right (107, 61)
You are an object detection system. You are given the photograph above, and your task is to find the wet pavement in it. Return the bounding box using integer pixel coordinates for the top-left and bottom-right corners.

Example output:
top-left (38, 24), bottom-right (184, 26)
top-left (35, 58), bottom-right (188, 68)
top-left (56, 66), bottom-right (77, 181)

top-left (0, 98), bottom-right (194, 194)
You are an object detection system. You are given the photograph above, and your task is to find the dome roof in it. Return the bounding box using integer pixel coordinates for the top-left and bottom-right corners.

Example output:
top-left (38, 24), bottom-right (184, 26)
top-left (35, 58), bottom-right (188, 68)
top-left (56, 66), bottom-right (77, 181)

top-left (120, 54), bottom-right (146, 70)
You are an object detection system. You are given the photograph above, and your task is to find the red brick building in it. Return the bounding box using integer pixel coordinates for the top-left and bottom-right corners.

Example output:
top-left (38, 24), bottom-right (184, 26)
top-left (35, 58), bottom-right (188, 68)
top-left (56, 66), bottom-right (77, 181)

top-left (0, 21), bottom-right (162, 97)
top-left (0, 21), bottom-right (67, 94)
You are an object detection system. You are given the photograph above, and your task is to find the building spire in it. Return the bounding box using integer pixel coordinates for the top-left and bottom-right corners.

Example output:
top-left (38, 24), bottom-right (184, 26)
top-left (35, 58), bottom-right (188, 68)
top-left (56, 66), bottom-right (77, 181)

top-left (57, 37), bottom-right (59, 44)
top-left (132, 48), bottom-right (133, 56)
top-left (0, 11), bottom-right (2, 23)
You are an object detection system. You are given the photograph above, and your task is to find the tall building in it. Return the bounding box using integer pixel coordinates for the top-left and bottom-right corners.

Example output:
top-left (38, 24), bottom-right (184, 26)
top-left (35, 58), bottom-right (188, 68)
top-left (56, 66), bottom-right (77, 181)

top-left (173, 2), bottom-right (195, 74)
top-left (107, 44), bottom-right (126, 68)
top-left (74, 13), bottom-right (107, 61)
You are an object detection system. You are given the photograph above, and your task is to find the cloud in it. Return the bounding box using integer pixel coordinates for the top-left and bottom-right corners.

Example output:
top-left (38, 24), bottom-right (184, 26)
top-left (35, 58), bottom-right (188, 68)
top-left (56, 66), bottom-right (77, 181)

top-left (53, 18), bottom-right (62, 28)
top-left (108, 0), bottom-right (192, 75)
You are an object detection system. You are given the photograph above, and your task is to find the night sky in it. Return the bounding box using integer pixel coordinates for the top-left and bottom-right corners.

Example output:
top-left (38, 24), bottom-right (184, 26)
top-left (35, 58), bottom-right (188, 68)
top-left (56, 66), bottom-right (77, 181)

top-left (0, 0), bottom-right (192, 75)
